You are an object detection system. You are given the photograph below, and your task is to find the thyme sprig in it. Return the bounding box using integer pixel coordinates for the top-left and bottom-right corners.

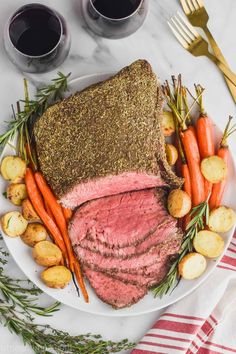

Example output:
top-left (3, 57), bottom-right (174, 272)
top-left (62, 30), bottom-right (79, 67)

top-left (0, 72), bottom-right (70, 165)
top-left (0, 235), bottom-right (134, 353)
top-left (152, 200), bottom-right (209, 298)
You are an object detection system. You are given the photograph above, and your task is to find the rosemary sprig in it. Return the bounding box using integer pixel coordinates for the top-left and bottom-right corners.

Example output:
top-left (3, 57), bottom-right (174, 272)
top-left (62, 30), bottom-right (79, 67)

top-left (0, 307), bottom-right (134, 354)
top-left (0, 236), bottom-right (134, 353)
top-left (0, 72), bottom-right (71, 162)
top-left (152, 200), bottom-right (209, 298)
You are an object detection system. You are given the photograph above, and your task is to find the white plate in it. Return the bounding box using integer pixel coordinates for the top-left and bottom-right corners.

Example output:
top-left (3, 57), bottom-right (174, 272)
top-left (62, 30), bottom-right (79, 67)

top-left (1, 73), bottom-right (236, 317)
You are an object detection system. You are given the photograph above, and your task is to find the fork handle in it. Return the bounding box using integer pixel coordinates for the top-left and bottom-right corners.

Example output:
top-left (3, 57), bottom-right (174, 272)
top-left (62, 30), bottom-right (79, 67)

top-left (203, 25), bottom-right (236, 102)
top-left (206, 52), bottom-right (236, 88)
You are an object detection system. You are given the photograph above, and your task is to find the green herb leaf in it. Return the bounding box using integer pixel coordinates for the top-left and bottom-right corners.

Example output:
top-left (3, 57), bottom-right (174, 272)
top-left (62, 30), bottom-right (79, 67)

top-left (0, 72), bottom-right (71, 166)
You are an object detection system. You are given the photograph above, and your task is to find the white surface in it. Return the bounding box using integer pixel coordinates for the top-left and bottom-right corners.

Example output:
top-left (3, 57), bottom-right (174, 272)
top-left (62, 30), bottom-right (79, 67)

top-left (1, 72), bottom-right (236, 319)
top-left (0, 0), bottom-right (236, 352)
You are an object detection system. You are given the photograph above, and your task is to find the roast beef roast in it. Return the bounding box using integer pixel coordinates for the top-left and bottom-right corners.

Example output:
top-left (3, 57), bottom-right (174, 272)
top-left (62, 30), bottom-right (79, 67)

top-left (75, 232), bottom-right (181, 274)
top-left (34, 60), bottom-right (183, 309)
top-left (69, 189), bottom-right (172, 248)
top-left (83, 268), bottom-right (147, 309)
top-left (34, 60), bottom-right (182, 209)
top-left (78, 220), bottom-right (177, 258)
top-left (69, 188), bottom-right (183, 308)
top-left (80, 232), bottom-right (182, 309)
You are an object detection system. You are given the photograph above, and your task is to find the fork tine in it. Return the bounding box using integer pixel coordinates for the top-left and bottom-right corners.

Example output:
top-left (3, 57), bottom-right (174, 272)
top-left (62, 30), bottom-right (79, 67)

top-left (172, 15), bottom-right (195, 42)
top-left (185, 0), bottom-right (195, 12)
top-left (179, 0), bottom-right (191, 15)
top-left (171, 16), bottom-right (193, 44)
top-left (167, 21), bottom-right (189, 49)
top-left (177, 12), bottom-right (199, 38)
top-left (191, 0), bottom-right (201, 10)
top-left (195, 0), bottom-right (203, 7)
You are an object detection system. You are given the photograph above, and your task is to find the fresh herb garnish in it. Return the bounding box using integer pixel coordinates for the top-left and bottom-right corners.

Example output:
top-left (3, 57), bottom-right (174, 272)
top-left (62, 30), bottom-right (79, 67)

top-left (0, 235), bottom-right (134, 353)
top-left (0, 72), bottom-right (70, 167)
top-left (2, 192), bottom-right (7, 199)
top-left (152, 200), bottom-right (209, 298)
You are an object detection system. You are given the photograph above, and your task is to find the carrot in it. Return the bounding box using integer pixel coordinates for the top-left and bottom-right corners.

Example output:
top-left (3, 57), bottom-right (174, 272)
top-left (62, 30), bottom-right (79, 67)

top-left (188, 125), bottom-right (197, 140)
top-left (62, 207), bottom-right (73, 223)
top-left (25, 168), bottom-right (68, 259)
top-left (74, 259), bottom-right (89, 303)
top-left (209, 117), bottom-right (235, 209)
top-left (197, 115), bottom-right (214, 198)
top-left (176, 127), bottom-right (192, 230)
top-left (34, 172), bottom-right (75, 271)
top-left (195, 84), bottom-right (215, 200)
top-left (181, 163), bottom-right (192, 199)
top-left (180, 129), bottom-right (205, 206)
top-left (196, 116), bottom-right (215, 158)
top-left (197, 117), bottom-right (214, 200)
top-left (45, 200), bottom-right (55, 221)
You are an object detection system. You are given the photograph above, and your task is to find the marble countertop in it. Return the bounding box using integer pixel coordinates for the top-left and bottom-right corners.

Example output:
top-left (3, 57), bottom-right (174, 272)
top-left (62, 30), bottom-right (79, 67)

top-left (0, 0), bottom-right (236, 353)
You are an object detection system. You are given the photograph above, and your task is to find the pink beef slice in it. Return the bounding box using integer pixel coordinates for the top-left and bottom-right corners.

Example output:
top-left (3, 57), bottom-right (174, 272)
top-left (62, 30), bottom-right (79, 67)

top-left (83, 267), bottom-right (147, 309)
top-left (69, 189), bottom-right (173, 249)
top-left (34, 60), bottom-right (182, 209)
top-left (74, 232), bottom-right (182, 274)
top-left (79, 220), bottom-right (177, 258)
top-left (85, 259), bottom-right (170, 288)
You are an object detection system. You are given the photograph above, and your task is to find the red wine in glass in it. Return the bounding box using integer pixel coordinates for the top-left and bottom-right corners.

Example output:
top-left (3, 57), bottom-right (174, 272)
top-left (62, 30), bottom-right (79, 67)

top-left (4, 4), bottom-right (71, 73)
top-left (82, 0), bottom-right (148, 39)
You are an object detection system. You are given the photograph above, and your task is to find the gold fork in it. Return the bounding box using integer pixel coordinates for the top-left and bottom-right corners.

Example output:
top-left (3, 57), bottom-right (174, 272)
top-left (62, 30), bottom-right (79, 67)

top-left (168, 13), bottom-right (236, 87)
top-left (179, 0), bottom-right (236, 102)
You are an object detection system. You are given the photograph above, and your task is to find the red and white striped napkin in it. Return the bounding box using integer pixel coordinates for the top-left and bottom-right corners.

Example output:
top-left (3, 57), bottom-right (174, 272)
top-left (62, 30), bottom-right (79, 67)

top-left (132, 232), bottom-right (236, 354)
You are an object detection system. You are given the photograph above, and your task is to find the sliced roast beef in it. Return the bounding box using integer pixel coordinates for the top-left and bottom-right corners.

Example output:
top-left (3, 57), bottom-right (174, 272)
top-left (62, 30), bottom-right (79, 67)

top-left (87, 260), bottom-right (170, 288)
top-left (69, 189), bottom-right (172, 248)
top-left (79, 220), bottom-right (177, 258)
top-left (83, 267), bottom-right (147, 309)
top-left (74, 232), bottom-right (182, 274)
top-left (34, 60), bottom-right (182, 209)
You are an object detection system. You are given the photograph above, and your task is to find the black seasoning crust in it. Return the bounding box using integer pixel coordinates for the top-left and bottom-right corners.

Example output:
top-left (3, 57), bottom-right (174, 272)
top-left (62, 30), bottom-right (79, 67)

top-left (34, 60), bottom-right (182, 198)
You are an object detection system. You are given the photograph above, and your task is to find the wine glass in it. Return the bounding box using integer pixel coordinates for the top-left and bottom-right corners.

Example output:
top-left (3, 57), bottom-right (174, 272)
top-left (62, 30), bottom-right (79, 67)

top-left (81, 0), bottom-right (149, 39)
top-left (4, 3), bottom-right (71, 73)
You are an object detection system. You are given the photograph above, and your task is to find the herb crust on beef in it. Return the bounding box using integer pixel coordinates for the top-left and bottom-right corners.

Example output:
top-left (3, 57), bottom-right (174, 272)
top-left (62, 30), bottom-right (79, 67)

top-left (34, 60), bottom-right (182, 207)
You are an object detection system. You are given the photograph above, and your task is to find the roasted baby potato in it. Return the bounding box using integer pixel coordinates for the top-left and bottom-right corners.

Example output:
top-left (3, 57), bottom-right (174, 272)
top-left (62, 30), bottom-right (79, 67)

top-left (21, 223), bottom-right (47, 247)
top-left (41, 265), bottom-right (72, 289)
top-left (166, 144), bottom-right (178, 166)
top-left (22, 199), bottom-right (40, 221)
top-left (201, 156), bottom-right (227, 183)
top-left (178, 252), bottom-right (207, 280)
top-left (167, 189), bottom-right (191, 218)
top-left (0, 156), bottom-right (26, 182)
top-left (208, 206), bottom-right (236, 233)
top-left (6, 183), bottom-right (27, 206)
top-left (1, 211), bottom-right (28, 237)
top-left (33, 240), bottom-right (62, 267)
top-left (193, 230), bottom-right (224, 258)
top-left (161, 111), bottom-right (175, 137)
